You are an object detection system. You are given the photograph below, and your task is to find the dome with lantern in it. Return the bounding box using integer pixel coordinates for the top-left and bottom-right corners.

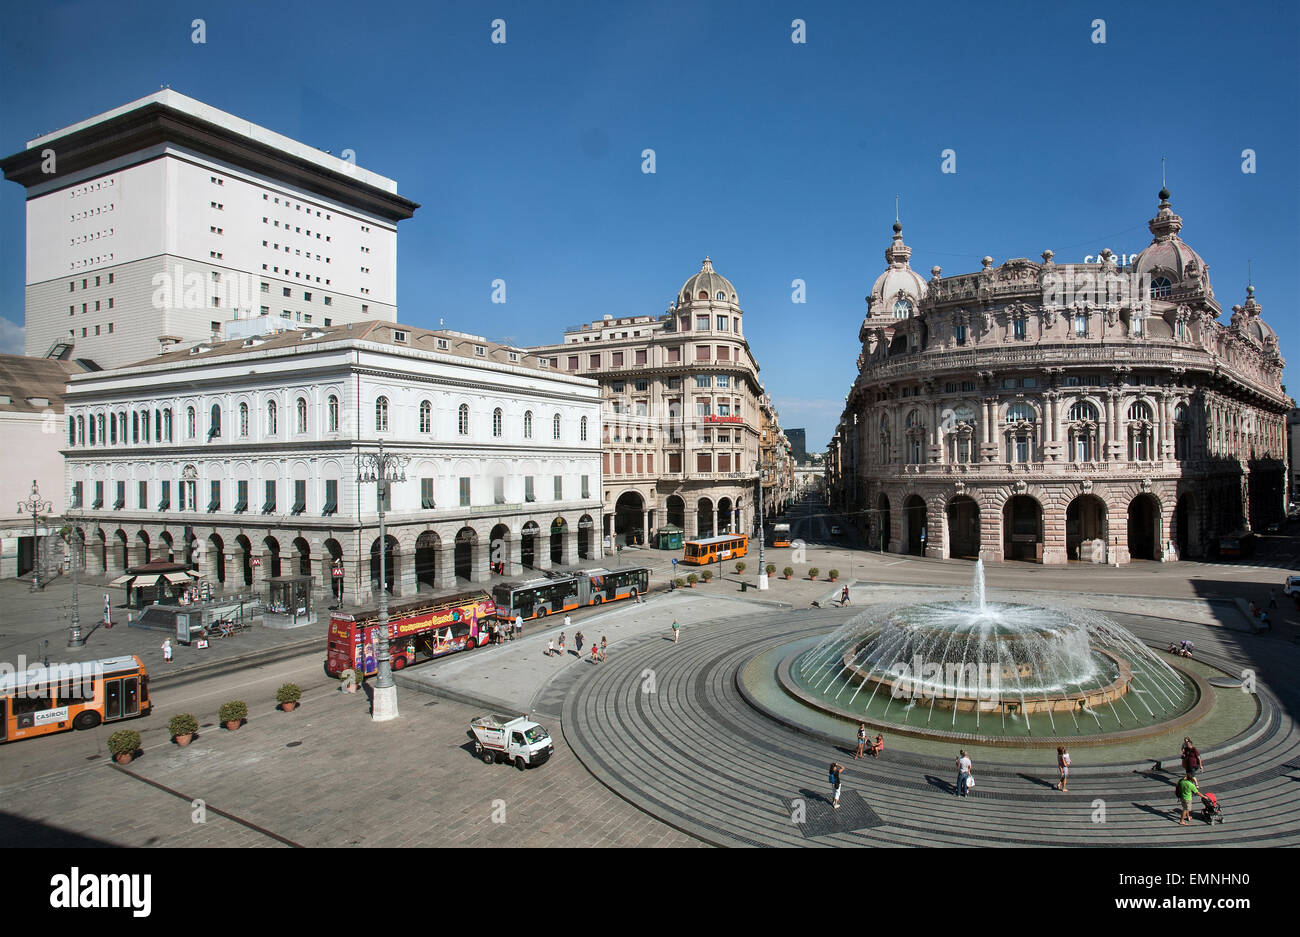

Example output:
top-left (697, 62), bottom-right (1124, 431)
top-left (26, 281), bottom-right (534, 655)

top-left (1132, 187), bottom-right (1212, 299)
top-left (678, 257), bottom-right (739, 306)
top-left (868, 222), bottom-right (928, 319)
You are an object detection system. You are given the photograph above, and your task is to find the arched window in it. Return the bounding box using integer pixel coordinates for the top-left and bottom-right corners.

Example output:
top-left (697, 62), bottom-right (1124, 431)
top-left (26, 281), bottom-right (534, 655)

top-left (327, 395), bottom-right (339, 432)
top-left (1174, 403), bottom-right (1190, 460)
top-left (419, 400), bottom-right (432, 434)
top-left (1150, 276), bottom-right (1172, 299)
top-left (553, 413), bottom-right (561, 440)
top-left (458, 403), bottom-right (469, 435)
top-left (109, 414), bottom-right (117, 445)
top-left (492, 408), bottom-right (502, 438)
top-left (524, 410), bottom-right (533, 439)
top-left (580, 416), bottom-right (588, 442)
top-left (1006, 402), bottom-right (1036, 423)
top-left (375, 396), bottom-right (389, 432)
top-left (715, 291), bottom-right (725, 301)
top-left (1068, 401), bottom-right (1098, 422)
top-left (68, 416), bottom-right (75, 447)
top-left (267, 400), bottom-right (278, 435)
top-left (187, 406), bottom-right (196, 439)
top-left (296, 397), bottom-right (307, 434)
top-left (88, 414), bottom-right (96, 445)
top-left (210, 403), bottom-right (221, 438)
top-left (239, 402), bottom-right (249, 437)
top-left (163, 409), bottom-right (172, 441)
top-left (905, 409), bottom-right (922, 428)
top-left (132, 412), bottom-right (139, 444)
top-left (893, 299), bottom-right (913, 319)
top-left (878, 415), bottom-right (891, 464)
top-left (1128, 401), bottom-right (1153, 461)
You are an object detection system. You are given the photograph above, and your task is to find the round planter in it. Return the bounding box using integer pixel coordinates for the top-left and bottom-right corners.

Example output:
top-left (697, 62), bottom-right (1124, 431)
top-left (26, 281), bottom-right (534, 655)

top-left (224, 720), bottom-right (242, 731)
top-left (280, 701), bottom-right (298, 712)
top-left (114, 752), bottom-right (134, 765)
top-left (174, 734), bottom-right (193, 747)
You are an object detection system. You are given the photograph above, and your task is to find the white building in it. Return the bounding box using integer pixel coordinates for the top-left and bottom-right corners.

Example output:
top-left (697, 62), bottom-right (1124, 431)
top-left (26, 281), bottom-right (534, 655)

top-left (60, 322), bottom-right (603, 604)
top-left (1, 90), bottom-right (418, 370)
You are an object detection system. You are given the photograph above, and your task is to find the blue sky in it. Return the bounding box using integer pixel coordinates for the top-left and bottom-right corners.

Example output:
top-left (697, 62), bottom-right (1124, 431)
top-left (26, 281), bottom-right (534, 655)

top-left (1, 0), bottom-right (1296, 448)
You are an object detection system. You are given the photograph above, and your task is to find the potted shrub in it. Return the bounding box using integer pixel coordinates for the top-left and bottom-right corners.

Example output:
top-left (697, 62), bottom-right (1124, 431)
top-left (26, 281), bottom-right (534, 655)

top-left (783, 566), bottom-right (794, 580)
top-left (808, 567), bottom-right (820, 581)
top-left (701, 569), bottom-right (713, 584)
top-left (168, 713), bottom-right (199, 747)
top-left (108, 729), bottom-right (141, 765)
top-left (687, 573), bottom-right (699, 588)
top-left (829, 569), bottom-right (840, 583)
top-left (674, 577), bottom-right (686, 590)
top-left (218, 700), bottom-right (248, 731)
top-left (766, 563), bottom-right (777, 579)
top-left (735, 561), bottom-right (747, 576)
top-left (276, 683), bottom-right (302, 712)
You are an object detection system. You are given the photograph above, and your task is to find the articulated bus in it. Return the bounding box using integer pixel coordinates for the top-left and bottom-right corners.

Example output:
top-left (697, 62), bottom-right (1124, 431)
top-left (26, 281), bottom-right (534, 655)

top-left (772, 523), bottom-right (792, 547)
top-left (326, 590), bottom-right (495, 677)
top-left (681, 534), bottom-right (749, 566)
top-left (1, 655), bottom-right (151, 743)
top-left (492, 566), bottom-right (651, 620)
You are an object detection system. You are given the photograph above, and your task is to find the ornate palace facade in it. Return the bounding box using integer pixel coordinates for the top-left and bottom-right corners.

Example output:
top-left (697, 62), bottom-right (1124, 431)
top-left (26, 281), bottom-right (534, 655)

top-left (827, 189), bottom-right (1290, 564)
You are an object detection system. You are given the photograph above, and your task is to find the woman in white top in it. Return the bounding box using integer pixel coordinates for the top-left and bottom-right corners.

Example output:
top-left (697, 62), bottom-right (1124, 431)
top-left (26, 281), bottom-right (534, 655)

top-left (955, 750), bottom-right (973, 797)
top-left (1057, 746), bottom-right (1071, 792)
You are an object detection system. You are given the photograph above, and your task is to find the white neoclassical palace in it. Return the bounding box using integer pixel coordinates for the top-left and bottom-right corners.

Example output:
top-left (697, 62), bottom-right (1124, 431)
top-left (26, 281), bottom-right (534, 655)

top-left (826, 189), bottom-right (1290, 564)
top-left (61, 322), bottom-right (603, 602)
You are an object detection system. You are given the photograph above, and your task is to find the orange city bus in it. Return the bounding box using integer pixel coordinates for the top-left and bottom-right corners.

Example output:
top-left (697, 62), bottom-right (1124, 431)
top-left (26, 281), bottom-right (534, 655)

top-left (1, 655), bottom-right (151, 743)
top-left (681, 534), bottom-right (749, 566)
top-left (772, 523), bottom-right (792, 548)
top-left (492, 567), bottom-right (651, 620)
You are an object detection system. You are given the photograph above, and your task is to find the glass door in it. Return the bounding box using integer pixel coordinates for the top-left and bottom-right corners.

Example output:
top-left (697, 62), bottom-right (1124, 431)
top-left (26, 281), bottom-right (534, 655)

top-left (122, 677), bottom-right (139, 717)
top-left (105, 679), bottom-right (121, 720)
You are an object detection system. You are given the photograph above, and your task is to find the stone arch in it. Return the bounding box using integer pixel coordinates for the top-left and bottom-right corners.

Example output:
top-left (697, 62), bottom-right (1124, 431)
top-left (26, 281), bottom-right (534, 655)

top-left (697, 497), bottom-right (715, 539)
top-left (292, 536), bottom-right (311, 577)
top-left (235, 534), bottom-right (253, 586)
top-left (415, 530), bottom-right (441, 591)
top-left (717, 496), bottom-right (734, 535)
top-left (207, 532), bottom-right (226, 584)
top-left (946, 495), bottom-right (980, 559)
top-left (158, 530), bottom-right (175, 563)
top-left (665, 495), bottom-right (685, 530)
top-left (521, 521), bottom-right (540, 569)
top-left (903, 494), bottom-right (927, 555)
top-left (1002, 493), bottom-right (1043, 562)
top-left (453, 526), bottom-right (477, 583)
top-left (614, 490), bottom-right (645, 546)
top-left (488, 524), bottom-right (510, 576)
top-left (113, 529), bottom-right (129, 572)
top-left (1127, 492), bottom-right (1162, 561)
top-left (93, 527), bottom-right (107, 574)
top-left (369, 534), bottom-right (399, 595)
top-left (263, 535), bottom-right (282, 579)
top-left (550, 517), bottom-right (568, 565)
top-left (1066, 494), bottom-right (1109, 561)
top-left (323, 538), bottom-right (344, 603)
top-left (578, 514), bottom-right (595, 559)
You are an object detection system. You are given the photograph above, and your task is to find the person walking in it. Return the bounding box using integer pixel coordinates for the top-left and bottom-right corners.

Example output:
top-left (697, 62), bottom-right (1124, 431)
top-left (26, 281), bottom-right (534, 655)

top-left (558, 631), bottom-right (566, 656)
top-left (546, 637), bottom-right (554, 657)
top-left (161, 638), bottom-right (173, 664)
top-left (672, 619), bottom-right (680, 643)
top-left (599, 635), bottom-right (607, 661)
top-left (1176, 773), bottom-right (1200, 826)
top-left (514, 613), bottom-right (523, 641)
top-left (564, 613), bottom-right (572, 635)
top-left (955, 749), bottom-right (973, 797)
top-left (841, 585), bottom-right (851, 606)
top-left (1056, 746), bottom-right (1071, 792)
top-left (855, 722), bottom-right (868, 760)
top-left (1268, 589), bottom-right (1278, 610)
top-left (829, 761), bottom-right (845, 809)
top-left (1181, 738), bottom-right (1202, 779)
top-left (575, 631), bottom-right (584, 656)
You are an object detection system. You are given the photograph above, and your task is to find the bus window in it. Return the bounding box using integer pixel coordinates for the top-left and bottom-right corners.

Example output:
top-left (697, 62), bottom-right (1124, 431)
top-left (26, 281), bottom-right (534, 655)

top-left (106, 680), bottom-right (121, 719)
top-left (0, 701), bottom-right (6, 741)
top-left (11, 691), bottom-right (53, 729)
top-left (123, 678), bottom-right (139, 716)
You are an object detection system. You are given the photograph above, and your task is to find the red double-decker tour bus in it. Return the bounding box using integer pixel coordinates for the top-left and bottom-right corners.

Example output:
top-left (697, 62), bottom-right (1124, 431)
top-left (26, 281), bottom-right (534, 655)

top-left (326, 590), bottom-right (495, 677)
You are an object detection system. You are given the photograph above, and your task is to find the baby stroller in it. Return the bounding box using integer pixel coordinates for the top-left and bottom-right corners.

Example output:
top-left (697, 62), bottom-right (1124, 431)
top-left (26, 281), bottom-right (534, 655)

top-left (1199, 792), bottom-right (1223, 824)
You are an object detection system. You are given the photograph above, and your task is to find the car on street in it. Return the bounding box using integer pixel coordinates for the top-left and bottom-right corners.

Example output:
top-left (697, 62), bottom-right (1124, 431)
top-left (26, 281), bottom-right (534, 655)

top-left (1284, 576), bottom-right (1300, 597)
top-left (830, 525), bottom-right (841, 536)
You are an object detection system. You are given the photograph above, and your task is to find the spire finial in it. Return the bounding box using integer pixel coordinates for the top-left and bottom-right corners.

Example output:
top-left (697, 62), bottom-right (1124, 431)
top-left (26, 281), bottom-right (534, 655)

top-left (895, 194), bottom-right (899, 224)
top-left (1248, 259), bottom-right (1253, 288)
top-left (1162, 155), bottom-right (1166, 189)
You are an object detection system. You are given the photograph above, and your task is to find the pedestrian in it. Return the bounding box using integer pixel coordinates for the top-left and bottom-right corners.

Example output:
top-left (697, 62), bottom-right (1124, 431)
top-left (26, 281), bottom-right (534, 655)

top-left (564, 613), bottom-right (572, 634)
top-left (161, 638), bottom-right (173, 663)
top-left (1056, 745), bottom-right (1071, 792)
top-left (546, 637), bottom-right (554, 657)
top-left (1268, 590), bottom-right (1278, 610)
top-left (599, 635), bottom-right (607, 661)
top-left (558, 631), bottom-right (566, 655)
top-left (829, 761), bottom-right (845, 809)
top-left (1176, 773), bottom-right (1200, 826)
top-left (841, 585), bottom-right (850, 606)
top-left (855, 722), bottom-right (867, 760)
top-left (590, 642), bottom-right (599, 664)
top-left (870, 734), bottom-right (884, 758)
top-left (575, 631), bottom-right (584, 656)
top-left (514, 613), bottom-right (523, 640)
top-left (672, 619), bottom-right (680, 643)
top-left (955, 749), bottom-right (973, 797)
top-left (1181, 738), bottom-right (1202, 779)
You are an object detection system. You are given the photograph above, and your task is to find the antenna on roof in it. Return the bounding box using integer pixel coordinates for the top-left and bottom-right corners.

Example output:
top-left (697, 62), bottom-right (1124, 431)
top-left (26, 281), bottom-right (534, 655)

top-left (439, 318), bottom-right (444, 327)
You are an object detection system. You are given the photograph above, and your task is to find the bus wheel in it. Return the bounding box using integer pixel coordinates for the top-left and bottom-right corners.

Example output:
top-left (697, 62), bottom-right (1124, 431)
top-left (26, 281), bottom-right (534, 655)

top-left (391, 656), bottom-right (406, 671)
top-left (538, 608), bottom-right (548, 617)
top-left (515, 755), bottom-right (527, 771)
top-left (482, 750), bottom-right (496, 765)
top-left (594, 596), bottom-right (603, 604)
top-left (73, 711), bottom-right (101, 731)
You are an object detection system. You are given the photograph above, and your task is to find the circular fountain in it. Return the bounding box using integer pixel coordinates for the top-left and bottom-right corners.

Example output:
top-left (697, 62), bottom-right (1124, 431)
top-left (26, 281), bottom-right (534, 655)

top-left (776, 560), bottom-right (1206, 744)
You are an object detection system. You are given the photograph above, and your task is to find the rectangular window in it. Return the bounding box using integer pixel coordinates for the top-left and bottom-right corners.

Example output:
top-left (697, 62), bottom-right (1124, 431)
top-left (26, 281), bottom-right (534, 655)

top-left (636, 454), bottom-right (644, 474)
top-left (138, 480), bottom-right (147, 509)
top-left (92, 481), bottom-right (103, 509)
top-left (696, 400), bottom-right (712, 418)
top-left (236, 480), bottom-right (248, 514)
top-left (602, 453), bottom-right (610, 474)
top-left (1013, 318), bottom-right (1027, 340)
top-left (695, 375), bottom-right (711, 388)
top-left (71, 481), bottom-right (83, 508)
top-left (493, 477), bottom-right (505, 505)
top-left (717, 346), bottom-right (729, 361)
top-left (568, 355), bottom-right (578, 371)
top-left (159, 480), bottom-right (171, 511)
top-left (696, 316), bottom-right (709, 330)
top-left (718, 453), bottom-right (731, 473)
top-left (697, 453), bottom-right (712, 473)
top-left (581, 475), bottom-right (590, 499)
top-left (114, 481), bottom-right (125, 510)
top-left (635, 349), bottom-right (647, 366)
top-left (323, 479), bottom-right (338, 516)
top-left (525, 476), bottom-right (536, 501)
top-left (955, 325), bottom-right (967, 345)
top-left (208, 480), bottom-right (220, 512)
top-left (293, 479), bottom-right (307, 515)
top-left (263, 480), bottom-right (276, 514)
top-left (612, 352), bottom-right (624, 367)
top-left (554, 476), bottom-right (563, 500)
top-left (613, 453), bottom-right (622, 474)
top-left (669, 453), bottom-right (682, 473)
top-left (716, 375), bottom-right (730, 388)
top-left (716, 316), bottom-right (728, 331)
top-left (421, 478), bottom-right (436, 509)
top-left (668, 346), bottom-right (681, 363)
top-left (1074, 316), bottom-right (1086, 336)
top-left (459, 477), bottom-right (471, 507)
top-left (589, 354), bottom-right (600, 369)
top-left (696, 345), bottom-right (711, 361)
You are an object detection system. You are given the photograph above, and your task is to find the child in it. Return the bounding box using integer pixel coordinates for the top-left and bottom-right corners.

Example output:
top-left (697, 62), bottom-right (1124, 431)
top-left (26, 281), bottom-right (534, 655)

top-left (590, 643), bottom-right (599, 664)
top-left (546, 637), bottom-right (554, 657)
top-left (870, 734), bottom-right (884, 758)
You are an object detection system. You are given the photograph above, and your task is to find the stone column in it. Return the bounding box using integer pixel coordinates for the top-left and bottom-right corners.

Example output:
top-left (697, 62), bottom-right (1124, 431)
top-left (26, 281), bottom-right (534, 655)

top-left (564, 529), bottom-right (580, 567)
top-left (924, 497), bottom-right (945, 559)
top-left (397, 548), bottom-right (418, 595)
top-left (506, 535), bottom-right (523, 576)
top-left (436, 545), bottom-right (457, 590)
top-left (535, 536), bottom-right (553, 571)
top-left (469, 536), bottom-right (489, 583)
top-left (642, 509), bottom-right (650, 546)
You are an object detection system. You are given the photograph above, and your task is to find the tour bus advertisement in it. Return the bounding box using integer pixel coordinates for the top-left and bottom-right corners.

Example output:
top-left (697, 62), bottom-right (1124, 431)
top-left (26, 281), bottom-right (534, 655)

top-left (326, 596), bottom-right (495, 676)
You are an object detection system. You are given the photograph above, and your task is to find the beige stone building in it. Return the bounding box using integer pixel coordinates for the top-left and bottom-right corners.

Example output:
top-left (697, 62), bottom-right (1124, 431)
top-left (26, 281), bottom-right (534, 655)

top-left (827, 189), bottom-right (1290, 564)
top-left (531, 258), bottom-right (770, 545)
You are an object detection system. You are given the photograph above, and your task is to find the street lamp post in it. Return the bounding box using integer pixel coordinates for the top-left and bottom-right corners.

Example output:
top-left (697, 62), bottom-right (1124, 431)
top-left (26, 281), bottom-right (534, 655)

top-left (67, 522), bottom-right (84, 648)
top-left (17, 479), bottom-right (52, 593)
top-left (355, 439), bottom-right (410, 723)
top-left (756, 461), bottom-right (768, 590)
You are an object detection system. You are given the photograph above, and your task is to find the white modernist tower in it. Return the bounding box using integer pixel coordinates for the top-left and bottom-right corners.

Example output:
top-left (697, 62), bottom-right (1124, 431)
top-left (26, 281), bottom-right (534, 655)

top-left (2, 90), bottom-right (419, 370)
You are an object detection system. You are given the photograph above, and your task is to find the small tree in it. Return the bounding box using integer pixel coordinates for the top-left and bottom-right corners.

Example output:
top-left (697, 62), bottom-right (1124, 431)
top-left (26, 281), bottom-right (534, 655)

top-left (107, 729), bottom-right (140, 758)
top-left (275, 683), bottom-right (302, 704)
top-left (674, 577), bottom-right (686, 588)
top-left (701, 569), bottom-right (713, 583)
top-left (808, 567), bottom-right (820, 580)
top-left (736, 561), bottom-right (747, 575)
top-left (782, 566), bottom-right (794, 579)
top-left (687, 573), bottom-right (699, 587)
top-left (168, 713), bottom-right (198, 738)
top-left (829, 569), bottom-right (840, 581)
top-left (766, 563), bottom-right (777, 577)
top-left (218, 700), bottom-right (248, 725)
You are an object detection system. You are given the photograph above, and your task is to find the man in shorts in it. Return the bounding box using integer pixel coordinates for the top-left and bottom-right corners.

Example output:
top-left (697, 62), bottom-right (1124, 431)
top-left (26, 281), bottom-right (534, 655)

top-left (829, 762), bottom-right (845, 809)
top-left (1177, 773), bottom-right (1200, 825)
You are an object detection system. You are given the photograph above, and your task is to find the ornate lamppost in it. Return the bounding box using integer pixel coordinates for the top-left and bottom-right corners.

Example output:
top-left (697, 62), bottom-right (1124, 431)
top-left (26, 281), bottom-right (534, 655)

top-left (355, 440), bottom-right (409, 722)
top-left (17, 479), bottom-right (51, 592)
top-left (66, 516), bottom-right (84, 648)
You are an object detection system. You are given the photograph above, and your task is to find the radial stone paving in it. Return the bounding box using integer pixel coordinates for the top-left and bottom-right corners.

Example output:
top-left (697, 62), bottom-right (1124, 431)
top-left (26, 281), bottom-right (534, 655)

top-left (561, 608), bottom-right (1300, 847)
